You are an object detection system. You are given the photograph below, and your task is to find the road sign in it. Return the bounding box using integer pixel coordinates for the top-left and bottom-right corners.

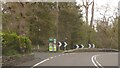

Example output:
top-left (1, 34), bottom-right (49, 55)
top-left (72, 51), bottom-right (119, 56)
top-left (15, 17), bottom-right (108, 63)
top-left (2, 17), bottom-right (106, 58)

top-left (75, 44), bottom-right (84, 49)
top-left (79, 44), bottom-right (84, 49)
top-left (64, 42), bottom-right (67, 47)
top-left (49, 43), bottom-right (53, 51)
top-left (48, 38), bottom-right (57, 52)
top-left (53, 39), bottom-right (56, 44)
top-left (92, 44), bottom-right (95, 48)
top-left (81, 44), bottom-right (84, 49)
top-left (88, 44), bottom-right (92, 48)
top-left (76, 44), bottom-right (79, 49)
top-left (49, 38), bottom-right (53, 42)
top-left (63, 42), bottom-right (67, 51)
top-left (58, 42), bottom-right (62, 47)
top-left (53, 44), bottom-right (57, 51)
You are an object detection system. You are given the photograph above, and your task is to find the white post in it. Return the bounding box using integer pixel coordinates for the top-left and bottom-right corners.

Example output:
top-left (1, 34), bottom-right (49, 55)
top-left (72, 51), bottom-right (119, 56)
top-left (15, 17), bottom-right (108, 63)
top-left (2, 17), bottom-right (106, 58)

top-left (38, 44), bottom-right (39, 49)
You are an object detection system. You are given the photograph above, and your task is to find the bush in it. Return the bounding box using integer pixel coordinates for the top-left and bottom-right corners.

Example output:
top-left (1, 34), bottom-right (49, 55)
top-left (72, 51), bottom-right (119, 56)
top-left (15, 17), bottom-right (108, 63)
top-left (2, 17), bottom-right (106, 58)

top-left (18, 35), bottom-right (32, 53)
top-left (2, 32), bottom-right (32, 56)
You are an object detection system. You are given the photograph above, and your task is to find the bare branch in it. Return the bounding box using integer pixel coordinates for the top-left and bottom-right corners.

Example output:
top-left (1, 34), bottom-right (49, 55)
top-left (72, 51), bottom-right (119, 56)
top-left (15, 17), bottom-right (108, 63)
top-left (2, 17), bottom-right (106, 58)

top-left (82, 0), bottom-right (86, 8)
top-left (88, 1), bottom-right (93, 6)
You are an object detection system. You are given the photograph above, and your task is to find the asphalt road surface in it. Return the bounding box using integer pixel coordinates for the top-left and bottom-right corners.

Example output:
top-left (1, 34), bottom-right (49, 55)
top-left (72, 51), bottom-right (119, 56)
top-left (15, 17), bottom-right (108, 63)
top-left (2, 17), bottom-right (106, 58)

top-left (31, 52), bottom-right (118, 68)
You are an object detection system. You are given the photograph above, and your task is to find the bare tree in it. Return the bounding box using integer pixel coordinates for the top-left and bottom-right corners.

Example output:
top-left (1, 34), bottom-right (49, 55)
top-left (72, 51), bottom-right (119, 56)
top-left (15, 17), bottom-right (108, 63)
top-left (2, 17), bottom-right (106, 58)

top-left (96, 4), bottom-right (118, 26)
top-left (82, 0), bottom-right (92, 23)
top-left (95, 3), bottom-right (118, 49)
top-left (82, 0), bottom-right (94, 27)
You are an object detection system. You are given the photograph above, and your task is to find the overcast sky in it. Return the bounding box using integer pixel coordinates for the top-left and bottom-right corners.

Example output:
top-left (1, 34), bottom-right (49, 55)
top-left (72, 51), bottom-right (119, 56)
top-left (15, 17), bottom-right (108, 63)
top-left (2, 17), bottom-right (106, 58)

top-left (76, 0), bottom-right (120, 25)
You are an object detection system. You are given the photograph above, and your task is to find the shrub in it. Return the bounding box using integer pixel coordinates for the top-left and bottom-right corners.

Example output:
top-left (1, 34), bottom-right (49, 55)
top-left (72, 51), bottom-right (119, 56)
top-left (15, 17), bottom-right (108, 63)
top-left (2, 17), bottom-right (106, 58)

top-left (2, 32), bottom-right (32, 56)
top-left (18, 35), bottom-right (32, 53)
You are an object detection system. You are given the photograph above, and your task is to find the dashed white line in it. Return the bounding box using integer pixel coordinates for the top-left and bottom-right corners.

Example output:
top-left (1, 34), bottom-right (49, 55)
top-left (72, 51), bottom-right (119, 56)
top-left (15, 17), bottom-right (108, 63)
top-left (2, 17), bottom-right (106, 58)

top-left (50, 57), bottom-right (54, 59)
top-left (58, 55), bottom-right (61, 56)
top-left (31, 53), bottom-right (75, 68)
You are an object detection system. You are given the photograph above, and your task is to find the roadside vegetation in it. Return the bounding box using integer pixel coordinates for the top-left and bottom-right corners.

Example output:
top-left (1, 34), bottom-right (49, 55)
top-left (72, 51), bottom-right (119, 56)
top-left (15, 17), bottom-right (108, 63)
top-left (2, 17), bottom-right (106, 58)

top-left (1, 2), bottom-right (118, 56)
top-left (1, 32), bottom-right (32, 56)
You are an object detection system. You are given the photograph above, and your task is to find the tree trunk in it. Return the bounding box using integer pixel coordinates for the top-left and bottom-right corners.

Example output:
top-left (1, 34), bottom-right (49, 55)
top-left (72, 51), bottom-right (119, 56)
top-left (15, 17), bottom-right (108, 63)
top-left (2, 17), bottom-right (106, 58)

top-left (90, 0), bottom-right (94, 27)
top-left (86, 0), bottom-right (89, 24)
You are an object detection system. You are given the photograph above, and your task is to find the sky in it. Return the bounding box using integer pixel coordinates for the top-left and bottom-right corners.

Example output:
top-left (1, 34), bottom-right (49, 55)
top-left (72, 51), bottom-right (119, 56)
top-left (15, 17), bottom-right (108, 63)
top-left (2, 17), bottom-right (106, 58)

top-left (76, 0), bottom-right (120, 25)
top-left (1, 0), bottom-right (120, 23)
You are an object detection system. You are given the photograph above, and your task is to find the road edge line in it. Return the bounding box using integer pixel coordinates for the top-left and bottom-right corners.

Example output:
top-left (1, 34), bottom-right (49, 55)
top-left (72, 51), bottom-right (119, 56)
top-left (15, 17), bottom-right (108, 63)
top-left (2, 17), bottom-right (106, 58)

top-left (31, 58), bottom-right (49, 68)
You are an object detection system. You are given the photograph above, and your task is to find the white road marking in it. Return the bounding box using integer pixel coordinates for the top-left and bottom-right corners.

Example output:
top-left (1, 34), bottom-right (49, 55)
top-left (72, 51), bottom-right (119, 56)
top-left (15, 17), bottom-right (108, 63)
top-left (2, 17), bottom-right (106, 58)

top-left (31, 54), bottom-right (65, 68)
top-left (50, 57), bottom-right (54, 59)
top-left (92, 54), bottom-right (103, 68)
top-left (94, 55), bottom-right (103, 67)
top-left (31, 58), bottom-right (50, 68)
top-left (91, 55), bottom-right (98, 67)
top-left (91, 53), bottom-right (118, 68)
top-left (32, 53), bottom-right (116, 67)
top-left (58, 55), bottom-right (61, 56)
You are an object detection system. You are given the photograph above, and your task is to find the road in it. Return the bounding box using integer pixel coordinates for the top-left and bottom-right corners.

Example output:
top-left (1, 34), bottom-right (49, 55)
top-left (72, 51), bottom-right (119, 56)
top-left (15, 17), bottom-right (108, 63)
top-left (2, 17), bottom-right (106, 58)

top-left (30, 52), bottom-right (118, 68)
